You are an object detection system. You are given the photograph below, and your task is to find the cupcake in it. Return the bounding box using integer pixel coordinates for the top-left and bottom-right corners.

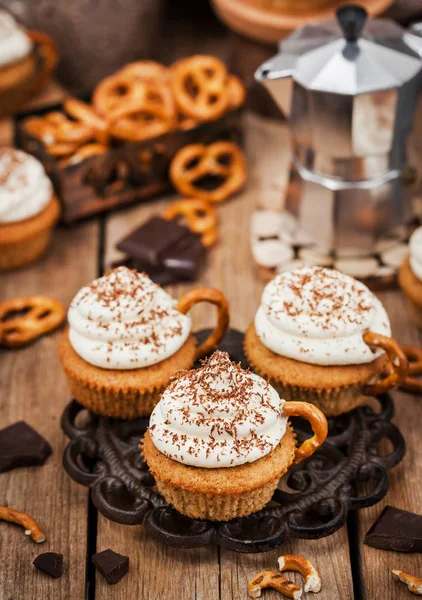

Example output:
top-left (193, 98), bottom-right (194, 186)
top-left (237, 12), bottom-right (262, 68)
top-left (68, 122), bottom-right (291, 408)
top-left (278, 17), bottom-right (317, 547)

top-left (59, 267), bottom-right (230, 419)
top-left (0, 148), bottom-right (60, 271)
top-left (245, 266), bottom-right (408, 416)
top-left (398, 227), bottom-right (422, 329)
top-left (0, 11), bottom-right (35, 93)
top-left (143, 351), bottom-right (327, 521)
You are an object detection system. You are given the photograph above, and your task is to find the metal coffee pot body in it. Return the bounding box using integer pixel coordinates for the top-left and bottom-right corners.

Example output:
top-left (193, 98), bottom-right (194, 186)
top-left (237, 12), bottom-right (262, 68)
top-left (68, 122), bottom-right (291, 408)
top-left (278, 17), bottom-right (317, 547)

top-left (256, 6), bottom-right (422, 256)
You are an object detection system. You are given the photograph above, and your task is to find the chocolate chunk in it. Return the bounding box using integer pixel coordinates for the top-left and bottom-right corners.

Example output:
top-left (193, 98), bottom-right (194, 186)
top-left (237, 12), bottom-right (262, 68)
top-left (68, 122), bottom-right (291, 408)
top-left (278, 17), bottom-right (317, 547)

top-left (116, 216), bottom-right (190, 265)
top-left (364, 505), bottom-right (422, 552)
top-left (92, 549), bottom-right (129, 584)
top-left (162, 234), bottom-right (204, 279)
top-left (33, 552), bottom-right (64, 578)
top-left (0, 421), bottom-right (52, 473)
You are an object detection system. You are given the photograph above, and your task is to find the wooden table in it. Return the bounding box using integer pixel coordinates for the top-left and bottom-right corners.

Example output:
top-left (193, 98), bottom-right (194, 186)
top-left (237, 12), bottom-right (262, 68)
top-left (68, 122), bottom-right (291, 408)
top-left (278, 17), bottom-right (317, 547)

top-left (0, 8), bottom-right (421, 599)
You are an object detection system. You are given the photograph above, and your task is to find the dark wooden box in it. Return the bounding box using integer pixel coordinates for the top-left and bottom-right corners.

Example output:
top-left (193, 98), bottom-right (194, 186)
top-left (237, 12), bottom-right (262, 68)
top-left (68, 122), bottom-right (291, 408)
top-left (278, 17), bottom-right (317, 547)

top-left (14, 103), bottom-right (244, 224)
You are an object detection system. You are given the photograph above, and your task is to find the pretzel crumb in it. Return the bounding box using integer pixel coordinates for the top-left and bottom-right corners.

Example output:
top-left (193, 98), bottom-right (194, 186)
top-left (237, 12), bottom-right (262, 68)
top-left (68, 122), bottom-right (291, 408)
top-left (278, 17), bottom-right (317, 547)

top-left (248, 570), bottom-right (302, 599)
top-left (392, 570), bottom-right (422, 595)
top-left (0, 506), bottom-right (46, 543)
top-left (278, 555), bottom-right (322, 593)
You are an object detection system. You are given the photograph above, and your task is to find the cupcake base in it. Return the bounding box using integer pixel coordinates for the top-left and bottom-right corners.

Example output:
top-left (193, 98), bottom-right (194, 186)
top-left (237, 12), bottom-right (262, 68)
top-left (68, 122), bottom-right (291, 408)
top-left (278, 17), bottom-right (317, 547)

top-left (0, 195), bottom-right (60, 271)
top-left (398, 257), bottom-right (422, 329)
top-left (142, 424), bottom-right (296, 521)
top-left (59, 331), bottom-right (197, 419)
top-left (244, 324), bottom-right (389, 417)
top-left (0, 53), bottom-right (36, 92)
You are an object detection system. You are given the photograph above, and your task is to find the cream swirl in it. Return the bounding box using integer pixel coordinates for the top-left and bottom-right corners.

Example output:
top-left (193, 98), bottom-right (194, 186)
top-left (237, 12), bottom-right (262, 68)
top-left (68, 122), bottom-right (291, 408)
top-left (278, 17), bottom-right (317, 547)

top-left (255, 266), bottom-right (391, 366)
top-left (68, 267), bottom-right (191, 369)
top-left (149, 351), bottom-right (287, 468)
top-left (0, 148), bottom-right (52, 224)
top-left (0, 11), bottom-right (32, 69)
top-left (409, 227), bottom-right (422, 282)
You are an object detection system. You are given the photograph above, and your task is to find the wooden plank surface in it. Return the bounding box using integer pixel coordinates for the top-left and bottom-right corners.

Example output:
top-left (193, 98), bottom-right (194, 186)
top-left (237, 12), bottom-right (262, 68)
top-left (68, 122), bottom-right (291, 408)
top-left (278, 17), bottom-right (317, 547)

top-left (0, 219), bottom-right (99, 600)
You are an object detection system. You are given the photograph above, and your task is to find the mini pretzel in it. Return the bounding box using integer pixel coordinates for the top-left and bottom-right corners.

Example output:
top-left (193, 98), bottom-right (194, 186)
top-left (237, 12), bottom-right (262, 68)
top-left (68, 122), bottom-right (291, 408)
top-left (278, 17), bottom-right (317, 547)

top-left (106, 81), bottom-right (176, 142)
top-left (392, 570), bottom-right (422, 595)
top-left (63, 143), bottom-right (108, 166)
top-left (0, 506), bottom-right (46, 543)
top-left (63, 97), bottom-right (109, 145)
top-left (363, 332), bottom-right (409, 396)
top-left (283, 402), bottom-right (328, 464)
top-left (177, 288), bottom-right (230, 360)
top-left (400, 346), bottom-right (422, 394)
top-left (23, 112), bottom-right (95, 147)
top-left (227, 75), bottom-right (246, 110)
top-left (119, 60), bottom-right (169, 82)
top-left (0, 295), bottom-right (66, 348)
top-left (248, 570), bottom-right (302, 599)
top-left (170, 141), bottom-right (247, 203)
top-left (92, 73), bottom-right (145, 116)
top-left (278, 556), bottom-right (322, 593)
top-left (171, 55), bottom-right (230, 120)
top-left (163, 198), bottom-right (218, 247)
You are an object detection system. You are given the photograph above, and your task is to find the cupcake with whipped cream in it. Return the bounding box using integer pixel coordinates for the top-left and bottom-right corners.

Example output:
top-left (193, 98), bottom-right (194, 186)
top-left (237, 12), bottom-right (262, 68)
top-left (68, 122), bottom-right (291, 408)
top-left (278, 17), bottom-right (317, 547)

top-left (142, 351), bottom-right (327, 521)
top-left (0, 11), bottom-right (35, 93)
top-left (398, 227), bottom-right (422, 329)
top-left (59, 267), bottom-right (229, 418)
top-left (0, 148), bottom-right (60, 271)
top-left (245, 266), bottom-right (408, 416)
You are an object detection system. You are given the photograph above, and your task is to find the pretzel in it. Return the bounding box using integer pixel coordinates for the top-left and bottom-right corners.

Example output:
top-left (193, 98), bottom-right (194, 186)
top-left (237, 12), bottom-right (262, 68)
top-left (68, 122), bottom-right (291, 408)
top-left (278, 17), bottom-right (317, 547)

top-left (278, 556), bottom-right (322, 593)
top-left (92, 73), bottom-right (145, 116)
top-left (47, 142), bottom-right (81, 157)
top-left (171, 55), bottom-right (230, 120)
top-left (248, 570), bottom-right (302, 599)
top-left (170, 141), bottom-right (247, 203)
top-left (63, 97), bottom-right (109, 145)
top-left (400, 346), bottom-right (422, 394)
top-left (177, 288), bottom-right (229, 360)
top-left (0, 295), bottom-right (66, 348)
top-left (283, 402), bottom-right (328, 464)
top-left (392, 570), bottom-right (422, 595)
top-left (63, 143), bottom-right (108, 166)
top-left (0, 506), bottom-right (46, 543)
top-left (23, 112), bottom-right (95, 147)
top-left (227, 75), bottom-right (246, 110)
top-left (177, 113), bottom-right (198, 131)
top-left (119, 60), bottom-right (169, 82)
top-left (23, 116), bottom-right (60, 144)
top-left (363, 332), bottom-right (409, 396)
top-left (106, 81), bottom-right (176, 142)
top-left (163, 198), bottom-right (218, 247)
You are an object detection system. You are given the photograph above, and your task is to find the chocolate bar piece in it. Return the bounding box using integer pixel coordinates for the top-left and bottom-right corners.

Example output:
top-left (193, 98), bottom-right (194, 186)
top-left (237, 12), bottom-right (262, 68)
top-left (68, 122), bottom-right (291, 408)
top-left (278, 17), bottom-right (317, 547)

top-left (116, 216), bottom-right (190, 265)
top-left (364, 505), bottom-right (422, 552)
top-left (0, 421), bottom-right (52, 473)
top-left (92, 549), bottom-right (129, 584)
top-left (33, 552), bottom-right (64, 578)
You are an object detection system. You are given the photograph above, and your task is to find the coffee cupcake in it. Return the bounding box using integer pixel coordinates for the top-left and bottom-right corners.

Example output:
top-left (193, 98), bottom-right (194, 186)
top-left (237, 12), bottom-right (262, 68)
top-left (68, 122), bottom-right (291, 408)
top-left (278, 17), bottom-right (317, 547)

top-left (398, 227), bottom-right (422, 329)
top-left (245, 266), bottom-right (408, 416)
top-left (0, 11), bottom-right (35, 93)
top-left (143, 351), bottom-right (327, 521)
top-left (0, 148), bottom-right (60, 271)
top-left (59, 267), bottom-right (229, 419)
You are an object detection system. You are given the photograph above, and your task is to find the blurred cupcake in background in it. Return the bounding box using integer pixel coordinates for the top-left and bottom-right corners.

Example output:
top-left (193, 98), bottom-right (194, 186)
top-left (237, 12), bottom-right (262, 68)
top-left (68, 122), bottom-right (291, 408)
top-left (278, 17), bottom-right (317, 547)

top-left (398, 227), bottom-right (422, 328)
top-left (0, 10), bottom-right (35, 93)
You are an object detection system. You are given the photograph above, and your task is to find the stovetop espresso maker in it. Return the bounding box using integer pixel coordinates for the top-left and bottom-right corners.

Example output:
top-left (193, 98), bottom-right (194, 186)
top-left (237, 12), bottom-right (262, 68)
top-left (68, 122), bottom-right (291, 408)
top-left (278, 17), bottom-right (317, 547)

top-left (256, 5), bottom-right (422, 256)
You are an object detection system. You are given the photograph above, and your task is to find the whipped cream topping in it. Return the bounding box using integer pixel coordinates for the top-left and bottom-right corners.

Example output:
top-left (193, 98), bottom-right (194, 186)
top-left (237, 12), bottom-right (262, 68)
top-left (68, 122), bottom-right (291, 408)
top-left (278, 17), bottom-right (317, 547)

top-left (0, 11), bottom-right (32, 69)
top-left (0, 148), bottom-right (52, 224)
top-left (409, 227), bottom-right (422, 282)
top-left (255, 266), bottom-right (391, 366)
top-left (149, 351), bottom-right (288, 468)
top-left (68, 267), bottom-right (192, 369)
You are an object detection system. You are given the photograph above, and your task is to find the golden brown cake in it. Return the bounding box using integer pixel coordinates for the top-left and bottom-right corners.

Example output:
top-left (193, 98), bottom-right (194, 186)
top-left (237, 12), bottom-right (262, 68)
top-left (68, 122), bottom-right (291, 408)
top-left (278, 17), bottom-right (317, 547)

top-left (245, 266), bottom-right (408, 416)
top-left (143, 351), bottom-right (328, 521)
top-left (59, 267), bottom-right (230, 419)
top-left (0, 148), bottom-right (59, 271)
top-left (398, 229), bottom-right (422, 329)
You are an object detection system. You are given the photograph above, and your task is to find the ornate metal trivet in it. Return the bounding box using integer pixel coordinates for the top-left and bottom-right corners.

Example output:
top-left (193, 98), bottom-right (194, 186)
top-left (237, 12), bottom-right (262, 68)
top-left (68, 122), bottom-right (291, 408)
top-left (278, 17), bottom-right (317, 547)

top-left (61, 329), bottom-right (406, 553)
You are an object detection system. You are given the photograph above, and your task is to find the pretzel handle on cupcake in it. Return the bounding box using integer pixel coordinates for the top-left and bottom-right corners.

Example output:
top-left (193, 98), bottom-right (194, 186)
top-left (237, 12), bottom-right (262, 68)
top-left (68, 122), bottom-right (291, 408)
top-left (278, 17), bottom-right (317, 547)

top-left (27, 31), bottom-right (58, 94)
top-left (399, 346), bottom-right (422, 395)
top-left (283, 402), bottom-right (328, 464)
top-left (363, 332), bottom-right (409, 396)
top-left (177, 288), bottom-right (229, 360)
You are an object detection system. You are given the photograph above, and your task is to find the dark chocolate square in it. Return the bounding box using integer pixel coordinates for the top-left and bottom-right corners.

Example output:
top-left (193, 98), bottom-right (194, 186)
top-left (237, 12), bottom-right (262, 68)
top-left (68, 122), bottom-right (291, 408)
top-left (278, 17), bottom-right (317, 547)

top-left (0, 421), bottom-right (52, 473)
top-left (92, 549), bottom-right (129, 584)
top-left (33, 552), bottom-right (64, 578)
top-left (364, 505), bottom-right (422, 552)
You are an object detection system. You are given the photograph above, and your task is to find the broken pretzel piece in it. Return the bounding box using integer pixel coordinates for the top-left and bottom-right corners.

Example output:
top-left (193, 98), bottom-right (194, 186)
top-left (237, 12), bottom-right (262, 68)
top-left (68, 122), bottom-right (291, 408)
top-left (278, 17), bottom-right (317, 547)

top-left (0, 506), bottom-right (46, 543)
top-left (248, 570), bottom-right (302, 599)
top-left (278, 555), bottom-right (322, 593)
top-left (392, 570), bottom-right (422, 595)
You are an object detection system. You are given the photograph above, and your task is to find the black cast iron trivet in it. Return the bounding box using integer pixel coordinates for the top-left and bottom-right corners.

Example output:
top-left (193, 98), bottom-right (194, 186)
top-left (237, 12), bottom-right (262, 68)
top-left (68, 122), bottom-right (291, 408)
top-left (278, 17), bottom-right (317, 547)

top-left (61, 328), bottom-right (406, 553)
